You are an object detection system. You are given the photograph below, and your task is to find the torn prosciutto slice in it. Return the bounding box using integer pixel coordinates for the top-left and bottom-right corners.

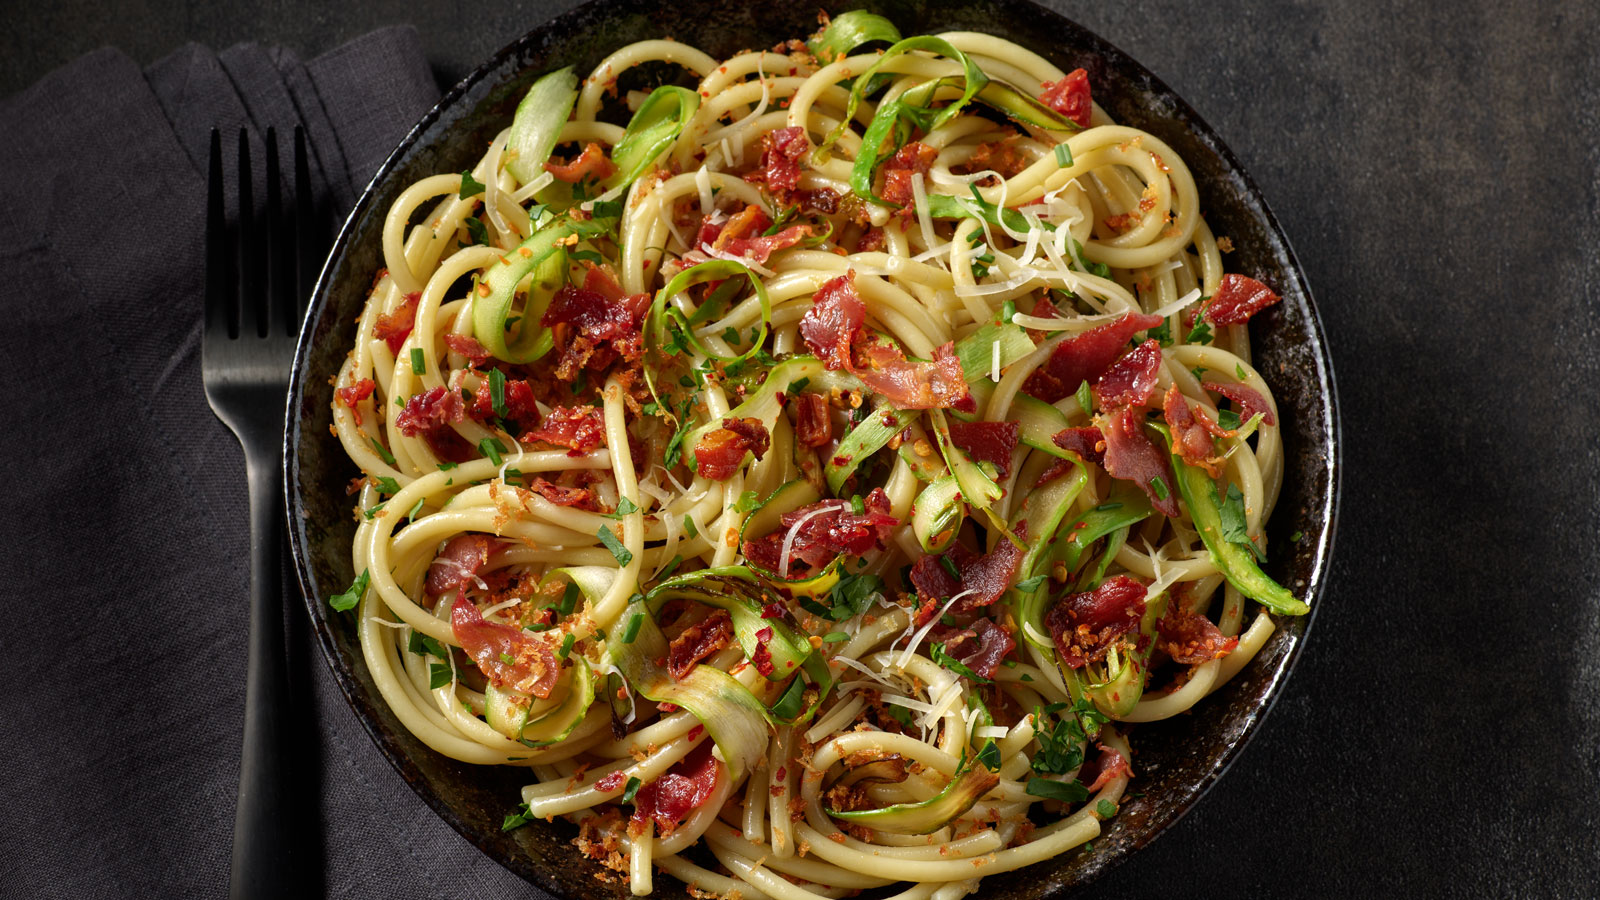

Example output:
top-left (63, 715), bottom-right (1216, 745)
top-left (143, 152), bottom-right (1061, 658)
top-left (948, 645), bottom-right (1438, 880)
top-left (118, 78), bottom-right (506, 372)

top-left (450, 592), bottom-right (560, 698)
top-left (1044, 575), bottom-right (1147, 667)
top-left (1022, 312), bottom-right (1163, 404)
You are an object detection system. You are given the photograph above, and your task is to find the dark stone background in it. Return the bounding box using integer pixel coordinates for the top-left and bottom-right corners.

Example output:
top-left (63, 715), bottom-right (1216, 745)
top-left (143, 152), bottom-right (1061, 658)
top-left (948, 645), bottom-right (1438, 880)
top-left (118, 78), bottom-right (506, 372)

top-left (5, 0), bottom-right (1595, 897)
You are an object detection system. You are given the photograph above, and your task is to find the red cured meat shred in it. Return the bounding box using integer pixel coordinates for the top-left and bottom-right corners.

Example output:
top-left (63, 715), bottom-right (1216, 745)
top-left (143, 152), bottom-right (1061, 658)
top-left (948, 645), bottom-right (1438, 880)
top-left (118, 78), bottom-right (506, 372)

top-left (442, 333), bottom-right (493, 366)
top-left (426, 534), bottom-right (492, 597)
top-left (908, 525), bottom-right (1027, 614)
top-left (743, 126), bottom-right (809, 194)
top-left (695, 417), bottom-right (771, 480)
top-left (880, 142), bottom-right (938, 209)
top-left (930, 617), bottom-right (1015, 679)
top-left (1044, 575), bottom-right (1147, 668)
top-left (1162, 385), bottom-right (1220, 477)
top-left (799, 273), bottom-right (866, 370)
top-left (470, 376), bottom-right (539, 431)
top-left (595, 771), bottom-right (627, 792)
top-left (450, 592), bottom-right (561, 698)
top-left (742, 488), bottom-right (897, 577)
top-left (1079, 744), bottom-right (1132, 792)
top-left (1093, 340), bottom-right (1163, 409)
top-left (522, 405), bottom-right (606, 456)
top-left (1202, 381), bottom-right (1276, 428)
top-left (1157, 603), bottom-right (1238, 664)
top-left (1204, 274), bottom-right (1281, 325)
top-left (1022, 312), bottom-right (1163, 404)
top-left (631, 741), bottom-right (721, 834)
top-left (336, 378), bottom-right (375, 426)
top-left (1052, 426), bottom-right (1106, 466)
top-left (1038, 69), bottom-right (1093, 128)
top-left (1100, 407), bottom-right (1179, 517)
top-left (948, 420), bottom-right (1020, 477)
top-left (793, 392), bottom-right (833, 448)
top-left (373, 293), bottom-right (420, 355)
top-left (544, 142), bottom-right (617, 183)
top-left (525, 476), bottom-right (602, 512)
top-left (668, 609), bottom-right (733, 680)
top-left (542, 266), bottom-right (650, 381)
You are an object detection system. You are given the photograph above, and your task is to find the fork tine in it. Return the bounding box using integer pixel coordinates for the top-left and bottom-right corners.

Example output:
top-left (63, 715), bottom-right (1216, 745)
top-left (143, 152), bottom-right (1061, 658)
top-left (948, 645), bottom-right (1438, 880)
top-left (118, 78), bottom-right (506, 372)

top-left (237, 128), bottom-right (267, 338)
top-left (294, 126), bottom-right (316, 322)
top-left (205, 129), bottom-right (238, 340)
top-left (264, 127), bottom-right (297, 337)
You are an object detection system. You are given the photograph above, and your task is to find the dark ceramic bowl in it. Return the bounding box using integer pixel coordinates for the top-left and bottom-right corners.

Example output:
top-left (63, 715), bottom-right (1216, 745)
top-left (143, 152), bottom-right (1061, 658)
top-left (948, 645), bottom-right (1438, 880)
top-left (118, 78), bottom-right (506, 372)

top-left (286, 1), bottom-right (1340, 896)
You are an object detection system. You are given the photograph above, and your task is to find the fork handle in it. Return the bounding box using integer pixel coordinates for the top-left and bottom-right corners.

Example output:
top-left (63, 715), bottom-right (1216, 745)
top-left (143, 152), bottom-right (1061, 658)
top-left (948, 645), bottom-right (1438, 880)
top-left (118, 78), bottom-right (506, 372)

top-left (229, 447), bottom-right (299, 899)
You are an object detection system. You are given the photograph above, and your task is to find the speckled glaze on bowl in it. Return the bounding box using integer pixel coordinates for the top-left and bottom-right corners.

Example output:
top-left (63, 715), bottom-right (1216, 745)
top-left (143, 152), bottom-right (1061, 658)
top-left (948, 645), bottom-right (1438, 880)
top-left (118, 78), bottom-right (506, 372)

top-left (285, 1), bottom-right (1340, 896)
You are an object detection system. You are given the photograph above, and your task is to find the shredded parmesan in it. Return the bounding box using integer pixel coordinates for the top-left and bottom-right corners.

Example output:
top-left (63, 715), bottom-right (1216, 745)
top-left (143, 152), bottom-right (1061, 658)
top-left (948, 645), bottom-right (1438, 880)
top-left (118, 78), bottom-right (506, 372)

top-left (892, 589), bottom-right (977, 667)
top-left (695, 166), bottom-right (715, 215)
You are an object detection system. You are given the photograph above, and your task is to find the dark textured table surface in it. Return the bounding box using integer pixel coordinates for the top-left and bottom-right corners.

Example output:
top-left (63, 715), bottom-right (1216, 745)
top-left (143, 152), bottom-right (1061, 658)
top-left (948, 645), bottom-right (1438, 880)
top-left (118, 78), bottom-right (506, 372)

top-left (5, 1), bottom-right (1596, 898)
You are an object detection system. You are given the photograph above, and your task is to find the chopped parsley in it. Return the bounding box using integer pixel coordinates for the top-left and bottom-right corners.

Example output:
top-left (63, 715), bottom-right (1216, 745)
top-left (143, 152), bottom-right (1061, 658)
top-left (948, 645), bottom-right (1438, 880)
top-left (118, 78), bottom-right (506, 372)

top-left (362, 501), bottom-right (387, 520)
top-left (976, 739), bottom-right (1001, 771)
top-left (604, 497), bottom-right (640, 518)
top-left (1075, 379), bottom-right (1094, 414)
top-left (1015, 574), bottom-right (1048, 593)
top-left (373, 476), bottom-right (402, 495)
top-left (458, 170), bottom-right (485, 198)
top-left (1031, 699), bottom-right (1107, 776)
top-left (939, 555), bottom-right (961, 580)
top-left (464, 216), bottom-right (489, 246)
top-left (1147, 316), bottom-right (1173, 346)
top-left (1235, 362), bottom-right (1248, 380)
top-left (822, 631), bottom-right (849, 643)
top-left (1217, 407), bottom-right (1243, 432)
top-left (328, 569), bottom-right (369, 612)
top-left (662, 397), bottom-right (695, 469)
top-left (620, 776), bottom-right (643, 803)
top-left (798, 572), bottom-right (884, 623)
top-left (734, 490), bottom-right (760, 513)
top-left (1186, 318), bottom-right (1214, 345)
top-left (405, 498), bottom-right (425, 524)
top-left (1097, 799), bottom-right (1117, 818)
top-left (1218, 482), bottom-right (1265, 561)
top-left (502, 801), bottom-right (536, 831)
top-left (428, 661), bottom-right (453, 690)
top-left (407, 631), bottom-right (448, 660)
top-left (721, 326), bottom-right (742, 345)
top-left (598, 525), bottom-right (633, 566)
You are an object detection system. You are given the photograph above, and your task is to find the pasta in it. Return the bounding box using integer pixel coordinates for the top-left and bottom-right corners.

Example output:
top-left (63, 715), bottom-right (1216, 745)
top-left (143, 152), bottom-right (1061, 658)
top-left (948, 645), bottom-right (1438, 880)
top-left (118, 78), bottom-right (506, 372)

top-left (326, 13), bottom-right (1308, 897)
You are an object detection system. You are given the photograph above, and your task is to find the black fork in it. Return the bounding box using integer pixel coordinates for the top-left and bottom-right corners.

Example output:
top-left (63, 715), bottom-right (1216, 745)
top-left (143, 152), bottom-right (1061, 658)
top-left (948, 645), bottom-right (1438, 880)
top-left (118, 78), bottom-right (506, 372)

top-left (202, 126), bottom-right (319, 899)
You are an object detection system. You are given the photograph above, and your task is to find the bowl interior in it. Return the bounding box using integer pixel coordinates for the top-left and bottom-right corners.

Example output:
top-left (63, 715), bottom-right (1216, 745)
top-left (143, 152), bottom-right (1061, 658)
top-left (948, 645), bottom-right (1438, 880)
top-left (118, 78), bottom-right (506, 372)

top-left (286, 1), bottom-right (1339, 896)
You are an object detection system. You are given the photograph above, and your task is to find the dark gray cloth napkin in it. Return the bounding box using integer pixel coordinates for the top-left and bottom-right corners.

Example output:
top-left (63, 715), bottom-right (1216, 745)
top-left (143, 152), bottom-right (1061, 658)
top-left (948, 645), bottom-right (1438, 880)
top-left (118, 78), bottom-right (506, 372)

top-left (0, 28), bottom-right (547, 899)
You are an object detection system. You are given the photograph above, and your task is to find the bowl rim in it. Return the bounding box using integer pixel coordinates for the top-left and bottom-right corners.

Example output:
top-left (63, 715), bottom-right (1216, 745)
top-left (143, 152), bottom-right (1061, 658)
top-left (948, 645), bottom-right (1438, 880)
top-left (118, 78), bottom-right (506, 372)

top-left (285, 1), bottom-right (1341, 895)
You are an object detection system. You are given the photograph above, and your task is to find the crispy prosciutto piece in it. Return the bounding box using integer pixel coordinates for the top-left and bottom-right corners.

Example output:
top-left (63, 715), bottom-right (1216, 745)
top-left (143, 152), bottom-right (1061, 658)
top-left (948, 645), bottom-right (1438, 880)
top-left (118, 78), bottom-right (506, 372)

top-left (450, 592), bottom-right (561, 698)
top-left (880, 141), bottom-right (938, 209)
top-left (1022, 312), bottom-right (1164, 404)
top-left (792, 392), bottom-right (833, 448)
top-left (696, 204), bottom-right (815, 268)
top-left (1162, 385), bottom-right (1221, 477)
top-left (1202, 381), bottom-right (1276, 428)
top-left (1044, 575), bottom-right (1147, 667)
top-left (798, 273), bottom-right (976, 411)
top-left (373, 292), bottom-right (421, 355)
top-left (525, 476), bottom-right (602, 511)
top-left (426, 534), bottom-right (493, 597)
top-left (1093, 340), bottom-right (1163, 409)
top-left (1204, 274), bottom-right (1281, 325)
top-left (948, 420), bottom-right (1020, 477)
top-left (542, 266), bottom-right (651, 382)
top-left (695, 417), bottom-right (771, 480)
top-left (908, 526), bottom-right (1026, 614)
top-left (667, 609), bottom-right (734, 680)
top-left (742, 488), bottom-right (897, 578)
top-left (336, 378), bottom-right (376, 426)
top-left (522, 405), bottom-right (606, 455)
top-left (442, 332), bottom-right (493, 366)
top-left (395, 386), bottom-right (476, 462)
top-left (396, 385), bottom-right (465, 436)
top-left (1079, 744), bottom-right (1132, 792)
top-left (1100, 407), bottom-right (1179, 517)
top-left (800, 273), bottom-right (866, 370)
top-left (854, 338), bottom-right (976, 413)
top-left (743, 126), bottom-right (809, 194)
top-left (1158, 603), bottom-right (1238, 664)
top-left (930, 617), bottom-right (1016, 679)
top-left (543, 142), bottom-right (616, 183)
top-left (632, 740), bottom-right (721, 835)
top-left (470, 375), bottom-right (539, 431)
top-left (1038, 68), bottom-right (1093, 128)
top-left (1052, 426), bottom-right (1106, 466)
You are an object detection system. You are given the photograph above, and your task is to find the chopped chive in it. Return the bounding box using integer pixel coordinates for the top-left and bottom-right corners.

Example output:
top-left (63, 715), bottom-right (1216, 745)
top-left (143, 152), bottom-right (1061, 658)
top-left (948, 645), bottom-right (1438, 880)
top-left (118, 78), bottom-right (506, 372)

top-left (1054, 144), bottom-right (1072, 167)
top-left (490, 368), bottom-right (508, 419)
top-left (406, 498), bottom-right (425, 523)
top-left (557, 582), bottom-right (580, 616)
top-left (370, 437), bottom-right (397, 467)
top-left (557, 633), bottom-right (576, 661)
top-left (1150, 476), bottom-right (1169, 501)
top-left (1075, 379), bottom-right (1093, 414)
top-left (478, 437), bottom-right (507, 466)
top-left (683, 514), bottom-right (699, 539)
top-left (619, 613), bottom-right (644, 644)
top-left (620, 776), bottom-right (642, 803)
top-left (598, 525), bottom-right (633, 566)
top-left (437, 461), bottom-right (459, 471)
top-left (939, 556), bottom-right (960, 579)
